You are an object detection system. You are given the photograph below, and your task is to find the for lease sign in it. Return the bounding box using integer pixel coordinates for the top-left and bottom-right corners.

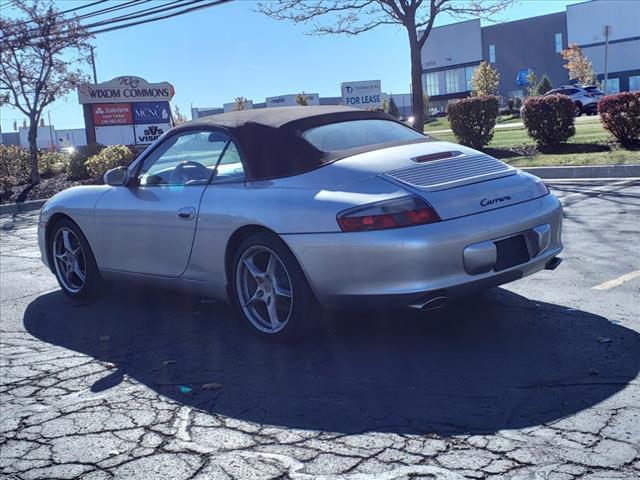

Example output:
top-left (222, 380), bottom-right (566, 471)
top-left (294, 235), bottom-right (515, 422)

top-left (341, 80), bottom-right (382, 109)
top-left (92, 103), bottom-right (132, 126)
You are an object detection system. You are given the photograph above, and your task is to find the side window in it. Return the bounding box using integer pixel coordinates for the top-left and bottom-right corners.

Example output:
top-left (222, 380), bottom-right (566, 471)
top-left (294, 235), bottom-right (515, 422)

top-left (137, 130), bottom-right (229, 186)
top-left (213, 141), bottom-right (245, 182)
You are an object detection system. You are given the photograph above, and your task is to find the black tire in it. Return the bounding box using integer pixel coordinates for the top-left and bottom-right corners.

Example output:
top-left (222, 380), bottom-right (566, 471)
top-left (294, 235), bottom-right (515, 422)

top-left (231, 232), bottom-right (320, 340)
top-left (49, 218), bottom-right (105, 301)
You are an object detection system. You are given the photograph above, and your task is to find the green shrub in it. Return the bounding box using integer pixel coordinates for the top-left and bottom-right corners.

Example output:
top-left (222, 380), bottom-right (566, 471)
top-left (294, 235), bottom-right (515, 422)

top-left (38, 151), bottom-right (69, 178)
top-left (85, 145), bottom-right (136, 181)
top-left (598, 92), bottom-right (640, 147)
top-left (522, 95), bottom-right (576, 146)
top-left (446, 95), bottom-right (500, 148)
top-left (67, 144), bottom-right (104, 180)
top-left (0, 145), bottom-right (30, 189)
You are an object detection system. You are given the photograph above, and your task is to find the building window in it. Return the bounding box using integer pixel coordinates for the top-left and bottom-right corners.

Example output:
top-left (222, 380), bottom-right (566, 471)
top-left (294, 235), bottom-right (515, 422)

top-left (465, 66), bottom-right (477, 91)
top-left (603, 78), bottom-right (620, 94)
top-left (424, 72), bottom-right (439, 96)
top-left (555, 33), bottom-right (563, 53)
top-left (489, 44), bottom-right (496, 63)
top-left (630, 76), bottom-right (640, 92)
top-left (445, 69), bottom-right (459, 94)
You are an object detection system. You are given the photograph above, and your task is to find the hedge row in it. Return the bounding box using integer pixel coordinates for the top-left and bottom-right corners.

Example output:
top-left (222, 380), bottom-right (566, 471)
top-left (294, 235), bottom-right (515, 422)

top-left (0, 143), bottom-right (137, 192)
top-left (445, 91), bottom-right (639, 149)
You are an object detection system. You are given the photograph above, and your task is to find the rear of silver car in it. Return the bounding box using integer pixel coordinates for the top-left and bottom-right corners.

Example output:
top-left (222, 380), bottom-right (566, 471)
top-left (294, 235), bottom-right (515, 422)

top-left (282, 148), bottom-right (562, 309)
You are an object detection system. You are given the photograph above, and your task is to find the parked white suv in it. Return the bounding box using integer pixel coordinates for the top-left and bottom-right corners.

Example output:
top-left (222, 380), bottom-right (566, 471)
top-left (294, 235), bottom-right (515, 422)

top-left (544, 85), bottom-right (603, 116)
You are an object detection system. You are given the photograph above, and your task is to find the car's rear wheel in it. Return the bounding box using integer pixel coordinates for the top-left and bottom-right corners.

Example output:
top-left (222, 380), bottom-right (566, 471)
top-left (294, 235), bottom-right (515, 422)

top-left (232, 232), bottom-right (319, 340)
top-left (50, 219), bottom-right (104, 301)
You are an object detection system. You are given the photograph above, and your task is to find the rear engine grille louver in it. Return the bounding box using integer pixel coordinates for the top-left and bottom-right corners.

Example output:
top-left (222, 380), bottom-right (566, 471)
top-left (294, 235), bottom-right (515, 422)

top-left (383, 154), bottom-right (515, 191)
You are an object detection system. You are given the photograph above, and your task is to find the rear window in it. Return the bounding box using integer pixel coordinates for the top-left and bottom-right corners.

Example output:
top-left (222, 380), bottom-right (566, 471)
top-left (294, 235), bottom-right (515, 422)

top-left (302, 119), bottom-right (424, 152)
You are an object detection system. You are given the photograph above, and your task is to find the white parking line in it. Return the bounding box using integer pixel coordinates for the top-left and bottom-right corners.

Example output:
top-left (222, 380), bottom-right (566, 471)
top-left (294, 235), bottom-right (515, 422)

top-left (592, 270), bottom-right (640, 291)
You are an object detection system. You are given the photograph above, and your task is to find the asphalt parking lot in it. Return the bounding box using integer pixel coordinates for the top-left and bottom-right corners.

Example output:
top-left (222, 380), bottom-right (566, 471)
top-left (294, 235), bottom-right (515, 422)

top-left (1, 179), bottom-right (639, 480)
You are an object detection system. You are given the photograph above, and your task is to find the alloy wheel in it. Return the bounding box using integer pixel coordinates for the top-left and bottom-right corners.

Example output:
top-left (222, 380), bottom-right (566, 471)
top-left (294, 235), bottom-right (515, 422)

top-left (236, 246), bottom-right (293, 334)
top-left (52, 227), bottom-right (87, 294)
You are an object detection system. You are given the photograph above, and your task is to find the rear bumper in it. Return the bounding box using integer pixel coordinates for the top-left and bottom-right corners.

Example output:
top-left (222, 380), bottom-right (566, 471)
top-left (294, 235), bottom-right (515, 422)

top-left (282, 194), bottom-right (563, 309)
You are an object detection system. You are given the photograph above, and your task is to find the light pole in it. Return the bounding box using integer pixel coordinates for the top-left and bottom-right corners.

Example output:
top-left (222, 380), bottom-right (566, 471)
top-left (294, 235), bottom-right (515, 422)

top-left (603, 25), bottom-right (611, 94)
top-left (47, 111), bottom-right (55, 150)
top-left (90, 46), bottom-right (98, 84)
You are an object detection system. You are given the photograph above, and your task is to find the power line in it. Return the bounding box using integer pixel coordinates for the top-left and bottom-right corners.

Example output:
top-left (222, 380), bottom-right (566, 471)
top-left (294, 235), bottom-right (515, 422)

top-left (1, 0), bottom-right (224, 43)
top-left (6, 0), bottom-right (110, 29)
top-left (1, 0), bottom-right (152, 40)
top-left (58, 0), bottom-right (110, 16)
top-left (72, 0), bottom-right (150, 22)
top-left (89, 0), bottom-right (231, 35)
top-left (2, 0), bottom-right (231, 45)
top-left (84, 0), bottom-right (200, 29)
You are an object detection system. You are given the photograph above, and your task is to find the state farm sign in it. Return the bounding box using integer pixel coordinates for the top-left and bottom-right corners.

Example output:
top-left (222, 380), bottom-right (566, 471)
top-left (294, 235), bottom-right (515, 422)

top-left (78, 76), bottom-right (175, 104)
top-left (92, 103), bottom-right (132, 126)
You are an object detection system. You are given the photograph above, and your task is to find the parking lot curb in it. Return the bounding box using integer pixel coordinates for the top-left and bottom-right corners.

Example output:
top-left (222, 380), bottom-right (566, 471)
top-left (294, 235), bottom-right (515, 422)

top-left (522, 164), bottom-right (640, 179)
top-left (0, 199), bottom-right (46, 215)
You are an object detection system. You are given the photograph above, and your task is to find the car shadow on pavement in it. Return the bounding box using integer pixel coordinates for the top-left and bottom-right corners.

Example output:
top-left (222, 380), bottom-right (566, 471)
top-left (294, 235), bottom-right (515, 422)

top-left (23, 286), bottom-right (640, 436)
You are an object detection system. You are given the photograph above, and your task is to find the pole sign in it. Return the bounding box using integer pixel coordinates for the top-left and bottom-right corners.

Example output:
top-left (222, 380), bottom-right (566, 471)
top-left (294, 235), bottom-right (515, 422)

top-left (77, 76), bottom-right (174, 147)
top-left (341, 80), bottom-right (382, 109)
top-left (77, 76), bottom-right (175, 104)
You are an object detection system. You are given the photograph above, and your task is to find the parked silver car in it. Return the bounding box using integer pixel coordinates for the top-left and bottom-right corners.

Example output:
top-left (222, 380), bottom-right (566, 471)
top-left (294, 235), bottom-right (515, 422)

top-left (38, 106), bottom-right (563, 339)
top-left (544, 85), bottom-right (603, 115)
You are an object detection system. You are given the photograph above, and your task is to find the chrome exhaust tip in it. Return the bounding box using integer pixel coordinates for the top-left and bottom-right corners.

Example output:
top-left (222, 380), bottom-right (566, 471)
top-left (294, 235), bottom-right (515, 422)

top-left (410, 295), bottom-right (448, 311)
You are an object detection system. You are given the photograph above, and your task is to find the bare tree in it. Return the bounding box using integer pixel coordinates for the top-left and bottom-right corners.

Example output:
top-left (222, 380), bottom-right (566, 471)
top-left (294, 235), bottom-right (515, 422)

top-left (257, 0), bottom-right (512, 131)
top-left (0, 0), bottom-right (92, 184)
top-left (233, 96), bottom-right (249, 111)
top-left (296, 91), bottom-right (310, 106)
top-left (172, 105), bottom-right (188, 125)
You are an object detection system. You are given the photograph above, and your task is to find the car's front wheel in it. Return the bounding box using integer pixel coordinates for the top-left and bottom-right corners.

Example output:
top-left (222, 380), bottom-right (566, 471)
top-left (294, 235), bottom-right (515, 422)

top-left (49, 218), bottom-right (104, 301)
top-left (232, 232), bottom-right (319, 340)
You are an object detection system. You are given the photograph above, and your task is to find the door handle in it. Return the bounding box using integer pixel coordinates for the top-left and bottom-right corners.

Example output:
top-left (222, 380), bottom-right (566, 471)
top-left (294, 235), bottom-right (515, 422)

top-left (177, 207), bottom-right (196, 220)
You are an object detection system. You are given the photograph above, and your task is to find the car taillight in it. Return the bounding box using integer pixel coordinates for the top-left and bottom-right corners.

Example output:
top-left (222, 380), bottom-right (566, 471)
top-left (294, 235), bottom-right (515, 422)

top-left (337, 196), bottom-right (441, 232)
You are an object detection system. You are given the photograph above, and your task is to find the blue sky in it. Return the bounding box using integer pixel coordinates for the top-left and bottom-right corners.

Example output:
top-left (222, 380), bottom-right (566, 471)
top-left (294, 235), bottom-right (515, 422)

top-left (1, 0), bottom-right (584, 131)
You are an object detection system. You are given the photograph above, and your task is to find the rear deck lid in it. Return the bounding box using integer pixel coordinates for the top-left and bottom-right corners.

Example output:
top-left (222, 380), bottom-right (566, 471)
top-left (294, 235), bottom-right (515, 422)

top-left (382, 151), bottom-right (517, 191)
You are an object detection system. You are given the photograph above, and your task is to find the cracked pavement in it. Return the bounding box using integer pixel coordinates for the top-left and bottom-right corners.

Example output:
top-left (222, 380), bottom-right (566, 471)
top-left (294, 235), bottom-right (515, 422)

top-left (1, 180), bottom-right (639, 479)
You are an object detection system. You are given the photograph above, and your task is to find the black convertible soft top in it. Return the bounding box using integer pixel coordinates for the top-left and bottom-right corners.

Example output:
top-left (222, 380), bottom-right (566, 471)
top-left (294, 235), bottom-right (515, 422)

top-left (176, 106), bottom-right (427, 180)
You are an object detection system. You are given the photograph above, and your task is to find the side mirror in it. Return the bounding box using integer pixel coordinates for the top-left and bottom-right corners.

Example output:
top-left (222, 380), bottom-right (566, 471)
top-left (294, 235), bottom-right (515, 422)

top-left (104, 166), bottom-right (129, 187)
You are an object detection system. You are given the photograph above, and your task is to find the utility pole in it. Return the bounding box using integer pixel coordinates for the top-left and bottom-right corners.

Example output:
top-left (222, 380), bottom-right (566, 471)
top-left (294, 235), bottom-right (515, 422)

top-left (90, 46), bottom-right (98, 84)
top-left (603, 25), bottom-right (611, 94)
top-left (47, 111), bottom-right (55, 150)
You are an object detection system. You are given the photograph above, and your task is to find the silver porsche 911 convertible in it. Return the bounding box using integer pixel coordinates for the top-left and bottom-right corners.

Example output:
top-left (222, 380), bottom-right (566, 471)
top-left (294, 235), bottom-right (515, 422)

top-left (38, 106), bottom-right (563, 338)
